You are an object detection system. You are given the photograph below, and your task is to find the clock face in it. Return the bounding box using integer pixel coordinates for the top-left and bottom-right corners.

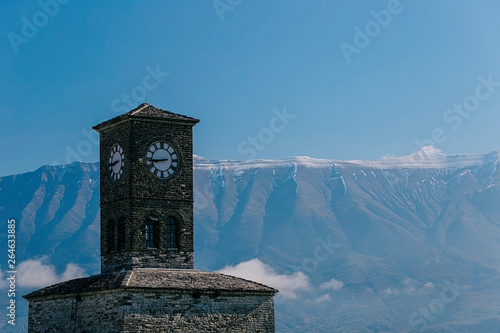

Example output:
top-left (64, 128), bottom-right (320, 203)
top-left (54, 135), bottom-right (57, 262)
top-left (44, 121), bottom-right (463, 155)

top-left (108, 144), bottom-right (124, 181)
top-left (146, 142), bottom-right (179, 179)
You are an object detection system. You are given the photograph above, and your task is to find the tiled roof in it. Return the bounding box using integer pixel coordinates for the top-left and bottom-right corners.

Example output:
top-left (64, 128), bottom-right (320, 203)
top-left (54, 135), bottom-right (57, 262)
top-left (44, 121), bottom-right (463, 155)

top-left (23, 269), bottom-right (277, 299)
top-left (23, 270), bottom-right (130, 299)
top-left (127, 269), bottom-right (277, 293)
top-left (93, 103), bottom-right (199, 131)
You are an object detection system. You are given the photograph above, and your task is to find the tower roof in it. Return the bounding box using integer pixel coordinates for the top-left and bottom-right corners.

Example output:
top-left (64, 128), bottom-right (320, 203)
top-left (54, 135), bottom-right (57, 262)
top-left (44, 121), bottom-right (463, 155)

top-left (93, 103), bottom-right (200, 132)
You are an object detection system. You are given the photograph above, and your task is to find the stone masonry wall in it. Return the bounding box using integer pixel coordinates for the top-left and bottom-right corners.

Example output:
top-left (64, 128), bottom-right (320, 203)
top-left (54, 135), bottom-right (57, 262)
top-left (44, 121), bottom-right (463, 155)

top-left (27, 292), bottom-right (124, 333)
top-left (28, 290), bottom-right (275, 333)
top-left (98, 119), bottom-right (195, 272)
top-left (122, 290), bottom-right (275, 333)
top-left (100, 196), bottom-right (194, 272)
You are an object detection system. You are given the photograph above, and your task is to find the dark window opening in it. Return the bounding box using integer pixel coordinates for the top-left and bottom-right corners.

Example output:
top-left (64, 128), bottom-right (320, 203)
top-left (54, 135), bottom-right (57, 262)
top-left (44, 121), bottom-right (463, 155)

top-left (107, 219), bottom-right (115, 253)
top-left (166, 217), bottom-right (178, 250)
top-left (146, 216), bottom-right (159, 249)
top-left (117, 217), bottom-right (126, 251)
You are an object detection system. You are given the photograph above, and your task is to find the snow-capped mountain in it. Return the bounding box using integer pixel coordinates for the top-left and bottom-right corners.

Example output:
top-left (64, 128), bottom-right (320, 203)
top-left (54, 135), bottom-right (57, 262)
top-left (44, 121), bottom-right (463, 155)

top-left (2, 147), bottom-right (500, 332)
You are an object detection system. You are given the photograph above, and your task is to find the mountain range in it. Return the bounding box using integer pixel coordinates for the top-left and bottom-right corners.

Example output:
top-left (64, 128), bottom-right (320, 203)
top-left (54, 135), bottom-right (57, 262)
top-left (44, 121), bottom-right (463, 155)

top-left (1, 146), bottom-right (500, 332)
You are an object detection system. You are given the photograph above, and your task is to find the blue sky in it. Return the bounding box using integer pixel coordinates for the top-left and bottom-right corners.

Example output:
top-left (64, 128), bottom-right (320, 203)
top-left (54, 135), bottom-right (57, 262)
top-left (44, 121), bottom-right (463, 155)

top-left (2, 0), bottom-right (500, 176)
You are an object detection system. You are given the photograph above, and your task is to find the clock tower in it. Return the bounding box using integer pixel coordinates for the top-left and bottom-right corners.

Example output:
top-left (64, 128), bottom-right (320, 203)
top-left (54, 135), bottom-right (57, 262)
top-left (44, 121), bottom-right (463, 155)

top-left (25, 103), bottom-right (277, 332)
top-left (92, 103), bottom-right (199, 272)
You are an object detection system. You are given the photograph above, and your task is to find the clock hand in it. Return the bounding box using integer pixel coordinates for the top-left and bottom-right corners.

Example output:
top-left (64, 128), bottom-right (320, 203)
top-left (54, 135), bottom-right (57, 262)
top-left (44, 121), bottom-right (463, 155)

top-left (109, 159), bottom-right (120, 166)
top-left (151, 158), bottom-right (170, 162)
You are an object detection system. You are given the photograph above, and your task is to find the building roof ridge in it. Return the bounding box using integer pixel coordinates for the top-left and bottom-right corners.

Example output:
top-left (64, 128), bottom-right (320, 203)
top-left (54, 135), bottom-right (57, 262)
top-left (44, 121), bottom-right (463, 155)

top-left (93, 103), bottom-right (199, 131)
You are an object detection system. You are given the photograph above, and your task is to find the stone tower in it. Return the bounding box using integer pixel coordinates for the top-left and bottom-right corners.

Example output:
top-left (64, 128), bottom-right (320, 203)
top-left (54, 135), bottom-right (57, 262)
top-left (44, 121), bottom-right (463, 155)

top-left (93, 104), bottom-right (198, 272)
top-left (24, 104), bottom-right (277, 332)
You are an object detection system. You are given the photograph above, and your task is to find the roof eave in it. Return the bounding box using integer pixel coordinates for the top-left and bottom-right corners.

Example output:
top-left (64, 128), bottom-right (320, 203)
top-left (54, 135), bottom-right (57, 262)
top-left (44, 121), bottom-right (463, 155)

top-left (93, 114), bottom-right (199, 133)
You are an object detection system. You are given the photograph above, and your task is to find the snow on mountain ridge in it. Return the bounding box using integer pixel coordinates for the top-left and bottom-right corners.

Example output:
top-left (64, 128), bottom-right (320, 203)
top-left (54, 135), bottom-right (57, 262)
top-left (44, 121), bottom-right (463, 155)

top-left (194, 155), bottom-right (333, 170)
top-left (194, 147), bottom-right (500, 170)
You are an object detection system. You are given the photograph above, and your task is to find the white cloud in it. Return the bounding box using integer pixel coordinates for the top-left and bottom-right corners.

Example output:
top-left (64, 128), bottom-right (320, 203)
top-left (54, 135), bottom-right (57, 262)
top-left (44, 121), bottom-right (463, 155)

top-left (424, 282), bottom-right (434, 289)
top-left (16, 256), bottom-right (87, 288)
top-left (382, 287), bottom-right (400, 296)
top-left (0, 271), bottom-right (9, 289)
top-left (320, 278), bottom-right (344, 291)
top-left (61, 263), bottom-right (86, 282)
top-left (403, 278), bottom-right (417, 294)
top-left (218, 258), bottom-right (311, 299)
top-left (17, 258), bottom-right (58, 288)
top-left (308, 293), bottom-right (331, 304)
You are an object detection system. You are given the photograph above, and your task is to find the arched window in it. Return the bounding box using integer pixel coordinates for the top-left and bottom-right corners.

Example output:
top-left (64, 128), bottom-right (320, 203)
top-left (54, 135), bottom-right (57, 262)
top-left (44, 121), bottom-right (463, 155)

top-left (107, 219), bottom-right (115, 253)
top-left (146, 216), bottom-right (159, 249)
top-left (117, 217), bottom-right (126, 251)
top-left (166, 217), bottom-right (178, 250)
